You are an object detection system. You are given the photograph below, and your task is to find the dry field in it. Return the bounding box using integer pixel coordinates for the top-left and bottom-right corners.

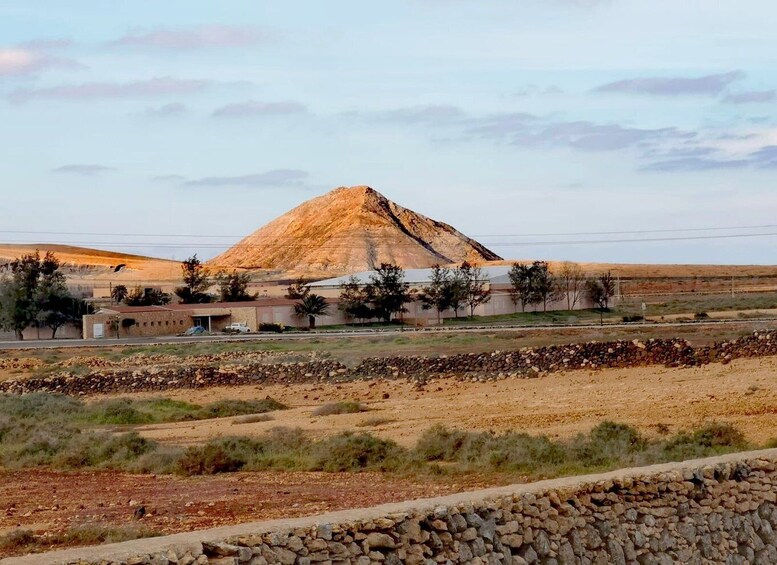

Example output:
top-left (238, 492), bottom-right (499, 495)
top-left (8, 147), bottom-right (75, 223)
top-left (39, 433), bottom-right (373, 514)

top-left (130, 356), bottom-right (777, 447)
top-left (2, 328), bottom-right (776, 557)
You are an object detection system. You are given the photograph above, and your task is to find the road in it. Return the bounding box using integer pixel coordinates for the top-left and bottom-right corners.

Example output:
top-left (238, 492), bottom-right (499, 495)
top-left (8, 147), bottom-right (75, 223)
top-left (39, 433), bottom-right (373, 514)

top-left (0, 317), bottom-right (774, 351)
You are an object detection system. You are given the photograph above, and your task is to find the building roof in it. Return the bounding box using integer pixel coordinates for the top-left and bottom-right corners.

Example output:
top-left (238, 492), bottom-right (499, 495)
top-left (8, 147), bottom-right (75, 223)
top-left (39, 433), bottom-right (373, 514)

top-left (96, 297), bottom-right (336, 316)
top-left (308, 265), bottom-right (515, 287)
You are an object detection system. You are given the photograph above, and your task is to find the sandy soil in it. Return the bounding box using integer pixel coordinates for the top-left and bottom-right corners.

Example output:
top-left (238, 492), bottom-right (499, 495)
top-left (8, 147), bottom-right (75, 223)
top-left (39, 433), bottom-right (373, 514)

top-left (130, 356), bottom-right (777, 447)
top-left (0, 469), bottom-right (493, 557)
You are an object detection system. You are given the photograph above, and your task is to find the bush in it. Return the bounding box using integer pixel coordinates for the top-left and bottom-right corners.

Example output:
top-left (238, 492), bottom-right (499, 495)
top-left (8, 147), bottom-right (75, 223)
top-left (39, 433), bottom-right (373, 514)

top-left (311, 432), bottom-right (407, 472)
top-left (203, 398), bottom-right (286, 419)
top-left (0, 529), bottom-right (35, 552)
top-left (621, 315), bottom-right (644, 323)
top-left (312, 401), bottom-right (368, 416)
top-left (570, 421), bottom-right (646, 468)
top-left (232, 414), bottom-right (274, 425)
top-left (177, 441), bottom-right (248, 475)
top-left (259, 323), bottom-right (285, 333)
top-left (85, 399), bottom-right (152, 425)
top-left (695, 311), bottom-right (709, 319)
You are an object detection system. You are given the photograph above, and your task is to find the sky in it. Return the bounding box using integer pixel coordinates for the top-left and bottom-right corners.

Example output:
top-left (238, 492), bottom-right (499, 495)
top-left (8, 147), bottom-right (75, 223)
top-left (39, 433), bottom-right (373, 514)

top-left (1, 0), bottom-right (777, 265)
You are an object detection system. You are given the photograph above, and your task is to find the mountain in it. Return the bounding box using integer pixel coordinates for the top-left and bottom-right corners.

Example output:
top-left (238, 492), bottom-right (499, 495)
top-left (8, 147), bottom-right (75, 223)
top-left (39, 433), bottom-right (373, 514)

top-left (210, 185), bottom-right (502, 276)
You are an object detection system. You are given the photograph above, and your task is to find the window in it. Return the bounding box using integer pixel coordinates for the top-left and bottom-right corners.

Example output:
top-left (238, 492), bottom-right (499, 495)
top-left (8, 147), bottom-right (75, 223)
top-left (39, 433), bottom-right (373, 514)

top-left (143, 322), bottom-right (147, 327)
top-left (150, 322), bottom-right (154, 326)
top-left (165, 321), bottom-right (169, 326)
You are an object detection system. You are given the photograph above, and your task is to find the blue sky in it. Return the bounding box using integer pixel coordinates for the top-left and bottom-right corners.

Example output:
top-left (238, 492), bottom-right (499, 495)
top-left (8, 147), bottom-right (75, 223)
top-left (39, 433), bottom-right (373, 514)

top-left (2, 0), bottom-right (777, 264)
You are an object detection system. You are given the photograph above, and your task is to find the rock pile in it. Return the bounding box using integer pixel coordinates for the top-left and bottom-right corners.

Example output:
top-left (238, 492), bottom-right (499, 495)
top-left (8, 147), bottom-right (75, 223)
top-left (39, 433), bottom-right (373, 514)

top-left (30, 450), bottom-right (777, 564)
top-left (4, 330), bottom-right (777, 396)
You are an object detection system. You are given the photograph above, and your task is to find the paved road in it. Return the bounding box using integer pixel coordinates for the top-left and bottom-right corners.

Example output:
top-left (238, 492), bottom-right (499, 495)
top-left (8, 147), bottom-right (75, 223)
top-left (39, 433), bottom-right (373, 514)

top-left (0, 318), bottom-right (774, 351)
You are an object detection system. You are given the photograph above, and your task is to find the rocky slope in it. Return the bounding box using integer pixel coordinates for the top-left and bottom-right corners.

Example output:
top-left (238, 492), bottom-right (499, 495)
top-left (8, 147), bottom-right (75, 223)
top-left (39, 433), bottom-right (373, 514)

top-left (210, 185), bottom-right (501, 275)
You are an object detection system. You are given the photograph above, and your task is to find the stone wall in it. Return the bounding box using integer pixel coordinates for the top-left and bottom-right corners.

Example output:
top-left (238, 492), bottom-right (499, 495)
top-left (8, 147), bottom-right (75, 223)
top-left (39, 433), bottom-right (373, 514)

top-left (5, 449), bottom-right (776, 565)
top-left (5, 330), bottom-right (777, 396)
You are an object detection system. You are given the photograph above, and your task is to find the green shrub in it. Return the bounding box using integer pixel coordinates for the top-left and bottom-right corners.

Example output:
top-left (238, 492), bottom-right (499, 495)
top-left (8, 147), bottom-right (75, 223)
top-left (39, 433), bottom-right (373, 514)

top-left (312, 432), bottom-right (407, 472)
top-left (203, 398), bottom-right (287, 419)
top-left (312, 401), bottom-right (368, 416)
top-left (177, 442), bottom-right (248, 475)
top-left (259, 323), bottom-right (285, 333)
top-left (0, 529), bottom-right (35, 552)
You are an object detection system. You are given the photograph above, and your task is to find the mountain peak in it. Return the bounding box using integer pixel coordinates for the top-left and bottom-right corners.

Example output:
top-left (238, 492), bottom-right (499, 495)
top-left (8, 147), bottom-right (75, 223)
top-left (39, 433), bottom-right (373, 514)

top-left (210, 186), bottom-right (501, 275)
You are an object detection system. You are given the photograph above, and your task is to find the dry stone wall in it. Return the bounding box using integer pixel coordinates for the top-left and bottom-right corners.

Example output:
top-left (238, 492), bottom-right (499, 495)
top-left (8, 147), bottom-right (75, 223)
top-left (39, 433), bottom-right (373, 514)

top-left (5, 330), bottom-right (777, 396)
top-left (5, 449), bottom-right (777, 565)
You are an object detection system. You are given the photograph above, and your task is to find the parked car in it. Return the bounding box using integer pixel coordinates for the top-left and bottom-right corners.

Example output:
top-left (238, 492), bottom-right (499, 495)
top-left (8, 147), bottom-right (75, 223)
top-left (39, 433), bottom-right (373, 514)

top-left (224, 322), bottom-right (251, 334)
top-left (183, 325), bottom-right (206, 336)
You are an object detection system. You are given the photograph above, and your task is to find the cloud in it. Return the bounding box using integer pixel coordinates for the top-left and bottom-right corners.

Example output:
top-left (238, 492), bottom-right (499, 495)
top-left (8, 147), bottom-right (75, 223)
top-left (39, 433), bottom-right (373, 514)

top-left (152, 174), bottom-right (187, 182)
top-left (110, 25), bottom-right (271, 50)
top-left (52, 164), bottom-right (115, 176)
top-left (641, 157), bottom-right (749, 172)
top-left (10, 76), bottom-right (211, 103)
top-left (212, 100), bottom-right (308, 118)
top-left (0, 46), bottom-right (82, 76)
top-left (184, 169), bottom-right (309, 188)
top-left (594, 71), bottom-right (745, 96)
top-left (750, 145), bottom-right (777, 167)
top-left (467, 113), bottom-right (689, 151)
top-left (145, 102), bottom-right (188, 117)
top-left (723, 90), bottom-right (777, 104)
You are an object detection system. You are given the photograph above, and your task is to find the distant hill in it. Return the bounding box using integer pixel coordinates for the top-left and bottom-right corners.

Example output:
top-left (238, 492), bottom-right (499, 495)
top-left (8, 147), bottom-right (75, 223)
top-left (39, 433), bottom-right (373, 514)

top-left (210, 185), bottom-right (502, 276)
top-left (0, 244), bottom-right (180, 281)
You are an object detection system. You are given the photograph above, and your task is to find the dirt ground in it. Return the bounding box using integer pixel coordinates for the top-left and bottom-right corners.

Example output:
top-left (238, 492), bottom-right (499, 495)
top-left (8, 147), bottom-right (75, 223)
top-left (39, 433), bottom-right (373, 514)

top-left (126, 356), bottom-right (777, 447)
top-left (0, 469), bottom-right (494, 558)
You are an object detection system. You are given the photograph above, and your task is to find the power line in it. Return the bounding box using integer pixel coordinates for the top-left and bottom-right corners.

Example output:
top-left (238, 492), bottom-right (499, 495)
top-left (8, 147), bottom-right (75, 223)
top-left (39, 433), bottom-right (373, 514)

top-left (0, 222), bottom-right (776, 239)
top-left (2, 231), bottom-right (777, 251)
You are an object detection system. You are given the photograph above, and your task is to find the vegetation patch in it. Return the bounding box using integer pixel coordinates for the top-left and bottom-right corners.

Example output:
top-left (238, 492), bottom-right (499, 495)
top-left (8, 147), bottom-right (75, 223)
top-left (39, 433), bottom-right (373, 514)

top-left (313, 401), bottom-right (369, 416)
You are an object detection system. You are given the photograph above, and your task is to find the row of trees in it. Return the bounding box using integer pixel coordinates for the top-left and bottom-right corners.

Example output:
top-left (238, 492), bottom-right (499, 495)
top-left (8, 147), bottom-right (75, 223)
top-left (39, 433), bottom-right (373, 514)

top-left (329, 261), bottom-right (616, 326)
top-left (110, 255), bottom-right (257, 307)
top-left (0, 252), bottom-right (91, 339)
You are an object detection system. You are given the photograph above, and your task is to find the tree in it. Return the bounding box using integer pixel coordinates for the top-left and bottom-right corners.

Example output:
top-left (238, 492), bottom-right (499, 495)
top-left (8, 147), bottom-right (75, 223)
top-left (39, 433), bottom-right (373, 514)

top-left (125, 286), bottom-right (171, 306)
top-left (338, 276), bottom-right (372, 324)
top-left (448, 267), bottom-right (466, 319)
top-left (285, 278), bottom-right (310, 300)
top-left (110, 284), bottom-right (128, 304)
top-left (216, 270), bottom-right (257, 302)
top-left (294, 293), bottom-right (330, 329)
top-left (174, 255), bottom-right (212, 304)
top-left (0, 251), bottom-right (80, 340)
top-left (365, 263), bottom-right (412, 323)
top-left (558, 262), bottom-right (584, 311)
top-left (529, 261), bottom-right (558, 312)
top-left (457, 261), bottom-right (491, 318)
top-left (586, 271), bottom-right (616, 325)
top-left (507, 262), bottom-right (533, 312)
top-left (417, 265), bottom-right (452, 324)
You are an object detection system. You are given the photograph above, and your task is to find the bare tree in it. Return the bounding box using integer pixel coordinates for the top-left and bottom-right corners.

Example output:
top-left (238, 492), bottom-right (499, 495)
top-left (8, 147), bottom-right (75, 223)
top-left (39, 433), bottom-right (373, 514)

top-left (558, 262), bottom-right (584, 311)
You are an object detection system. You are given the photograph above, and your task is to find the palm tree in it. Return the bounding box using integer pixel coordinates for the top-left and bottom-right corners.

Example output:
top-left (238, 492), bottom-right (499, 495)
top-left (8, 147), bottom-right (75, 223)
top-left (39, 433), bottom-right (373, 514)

top-left (110, 284), bottom-right (128, 304)
top-left (294, 294), bottom-right (330, 329)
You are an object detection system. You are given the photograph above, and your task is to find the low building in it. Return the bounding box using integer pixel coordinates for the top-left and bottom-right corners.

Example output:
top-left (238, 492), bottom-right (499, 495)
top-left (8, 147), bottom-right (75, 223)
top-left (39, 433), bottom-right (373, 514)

top-left (82, 298), bottom-right (344, 339)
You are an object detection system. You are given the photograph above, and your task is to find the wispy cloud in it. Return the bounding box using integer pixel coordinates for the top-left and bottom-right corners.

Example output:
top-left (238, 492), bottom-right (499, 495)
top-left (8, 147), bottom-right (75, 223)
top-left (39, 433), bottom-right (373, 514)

top-left (151, 174), bottom-right (187, 182)
top-left (594, 71), bottom-right (745, 96)
top-left (109, 25), bottom-right (272, 50)
top-left (467, 113), bottom-right (689, 151)
top-left (10, 76), bottom-right (211, 103)
top-left (723, 90), bottom-right (777, 104)
top-left (212, 100), bottom-right (308, 118)
top-left (145, 102), bottom-right (188, 117)
top-left (641, 157), bottom-right (749, 172)
top-left (0, 46), bottom-right (83, 77)
top-left (52, 164), bottom-right (115, 176)
top-left (184, 169), bottom-right (310, 188)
